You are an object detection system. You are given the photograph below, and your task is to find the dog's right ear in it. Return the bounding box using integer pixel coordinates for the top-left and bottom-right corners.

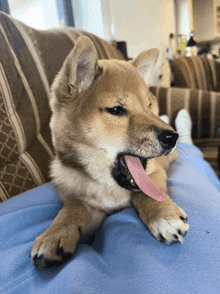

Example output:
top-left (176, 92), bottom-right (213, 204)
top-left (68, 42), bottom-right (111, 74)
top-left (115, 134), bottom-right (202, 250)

top-left (51, 36), bottom-right (100, 103)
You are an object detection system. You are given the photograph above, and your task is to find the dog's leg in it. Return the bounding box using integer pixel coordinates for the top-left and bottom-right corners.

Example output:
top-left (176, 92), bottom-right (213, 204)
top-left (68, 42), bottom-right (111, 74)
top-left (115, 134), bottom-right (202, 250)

top-left (131, 164), bottom-right (189, 244)
top-left (154, 148), bottom-right (179, 172)
top-left (30, 199), bottom-right (106, 268)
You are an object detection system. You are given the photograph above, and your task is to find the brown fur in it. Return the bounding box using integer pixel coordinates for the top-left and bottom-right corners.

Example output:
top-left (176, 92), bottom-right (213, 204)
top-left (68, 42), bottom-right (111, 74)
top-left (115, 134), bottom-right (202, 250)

top-left (31, 36), bottom-right (189, 268)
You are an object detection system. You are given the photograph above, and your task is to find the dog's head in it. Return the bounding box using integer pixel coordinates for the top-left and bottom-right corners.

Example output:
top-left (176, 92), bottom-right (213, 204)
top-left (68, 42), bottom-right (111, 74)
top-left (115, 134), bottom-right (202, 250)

top-left (50, 36), bottom-right (178, 191)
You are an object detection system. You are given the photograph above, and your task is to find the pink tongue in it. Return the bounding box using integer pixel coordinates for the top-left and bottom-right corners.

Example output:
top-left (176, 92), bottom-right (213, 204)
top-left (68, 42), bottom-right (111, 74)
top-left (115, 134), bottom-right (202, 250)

top-left (124, 156), bottom-right (166, 202)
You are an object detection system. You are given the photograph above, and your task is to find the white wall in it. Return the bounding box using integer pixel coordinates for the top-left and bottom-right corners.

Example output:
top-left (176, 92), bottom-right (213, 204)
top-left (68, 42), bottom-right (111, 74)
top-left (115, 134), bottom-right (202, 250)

top-left (72, 0), bottom-right (106, 39)
top-left (101, 0), bottom-right (175, 58)
top-left (9, 0), bottom-right (60, 30)
top-left (72, 0), bottom-right (175, 58)
top-left (100, 0), bottom-right (176, 85)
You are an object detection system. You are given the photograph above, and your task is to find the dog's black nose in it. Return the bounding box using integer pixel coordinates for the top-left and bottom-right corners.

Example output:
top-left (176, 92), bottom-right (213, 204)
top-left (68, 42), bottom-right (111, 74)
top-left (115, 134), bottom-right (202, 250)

top-left (158, 130), bottom-right (179, 150)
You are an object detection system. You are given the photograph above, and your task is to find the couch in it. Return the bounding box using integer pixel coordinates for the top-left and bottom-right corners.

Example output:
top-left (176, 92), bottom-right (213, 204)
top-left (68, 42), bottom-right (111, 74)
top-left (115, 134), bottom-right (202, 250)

top-left (1, 11), bottom-right (220, 294)
top-left (0, 12), bottom-right (219, 202)
top-left (169, 56), bottom-right (220, 176)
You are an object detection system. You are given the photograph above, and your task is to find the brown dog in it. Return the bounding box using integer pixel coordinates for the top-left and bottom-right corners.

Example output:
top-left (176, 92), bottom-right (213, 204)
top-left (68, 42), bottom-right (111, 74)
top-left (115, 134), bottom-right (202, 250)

top-left (30, 36), bottom-right (189, 268)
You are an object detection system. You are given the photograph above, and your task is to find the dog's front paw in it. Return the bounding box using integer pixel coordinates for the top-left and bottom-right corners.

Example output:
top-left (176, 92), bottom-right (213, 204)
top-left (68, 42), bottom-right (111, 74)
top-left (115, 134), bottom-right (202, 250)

top-left (30, 225), bottom-right (80, 268)
top-left (148, 214), bottom-right (189, 244)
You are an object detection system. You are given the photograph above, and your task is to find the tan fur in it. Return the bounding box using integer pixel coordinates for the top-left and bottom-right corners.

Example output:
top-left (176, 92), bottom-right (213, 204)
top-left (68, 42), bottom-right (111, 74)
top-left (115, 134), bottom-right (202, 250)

top-left (31, 36), bottom-right (189, 268)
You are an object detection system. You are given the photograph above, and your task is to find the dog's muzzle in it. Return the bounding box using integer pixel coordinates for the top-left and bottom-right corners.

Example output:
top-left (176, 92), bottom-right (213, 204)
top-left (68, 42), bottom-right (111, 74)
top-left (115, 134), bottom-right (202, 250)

top-left (111, 130), bottom-right (178, 192)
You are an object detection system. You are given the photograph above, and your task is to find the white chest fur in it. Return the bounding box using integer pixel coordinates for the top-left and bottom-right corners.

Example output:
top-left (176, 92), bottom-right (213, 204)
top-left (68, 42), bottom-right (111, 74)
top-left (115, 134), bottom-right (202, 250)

top-left (51, 158), bottom-right (131, 214)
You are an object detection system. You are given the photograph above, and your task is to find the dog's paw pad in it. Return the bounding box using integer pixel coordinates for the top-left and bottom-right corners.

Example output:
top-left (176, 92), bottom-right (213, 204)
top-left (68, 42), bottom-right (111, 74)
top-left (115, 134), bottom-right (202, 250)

top-left (56, 247), bottom-right (73, 262)
top-left (150, 217), bottom-right (189, 244)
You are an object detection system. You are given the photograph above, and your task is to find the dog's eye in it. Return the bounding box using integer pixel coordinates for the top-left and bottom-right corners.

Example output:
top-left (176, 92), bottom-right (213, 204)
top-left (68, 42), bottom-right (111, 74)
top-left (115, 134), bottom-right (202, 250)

top-left (106, 106), bottom-right (127, 116)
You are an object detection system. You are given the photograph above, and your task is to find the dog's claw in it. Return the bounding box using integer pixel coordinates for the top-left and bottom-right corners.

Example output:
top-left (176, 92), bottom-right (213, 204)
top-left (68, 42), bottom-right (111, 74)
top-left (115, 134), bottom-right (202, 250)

top-left (182, 231), bottom-right (188, 237)
top-left (159, 233), bottom-right (166, 242)
top-left (180, 216), bottom-right (188, 223)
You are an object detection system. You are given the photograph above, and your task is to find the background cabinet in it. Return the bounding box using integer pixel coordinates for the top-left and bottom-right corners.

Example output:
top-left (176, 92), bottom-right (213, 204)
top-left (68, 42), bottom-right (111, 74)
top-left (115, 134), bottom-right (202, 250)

top-left (192, 0), bottom-right (220, 42)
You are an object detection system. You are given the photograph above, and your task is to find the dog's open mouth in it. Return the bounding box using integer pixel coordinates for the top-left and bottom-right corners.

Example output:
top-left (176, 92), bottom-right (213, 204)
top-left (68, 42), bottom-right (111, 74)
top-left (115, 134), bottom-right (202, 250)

top-left (111, 153), bottom-right (167, 201)
top-left (111, 153), bottom-right (147, 192)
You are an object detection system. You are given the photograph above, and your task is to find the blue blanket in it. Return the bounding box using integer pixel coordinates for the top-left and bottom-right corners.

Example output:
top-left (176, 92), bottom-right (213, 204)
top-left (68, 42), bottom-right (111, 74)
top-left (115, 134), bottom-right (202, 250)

top-left (1, 144), bottom-right (220, 294)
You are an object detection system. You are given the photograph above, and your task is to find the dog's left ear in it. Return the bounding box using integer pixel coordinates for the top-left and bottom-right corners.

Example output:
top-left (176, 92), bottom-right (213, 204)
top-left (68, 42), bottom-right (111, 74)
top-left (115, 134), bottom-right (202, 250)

top-left (130, 48), bottom-right (159, 85)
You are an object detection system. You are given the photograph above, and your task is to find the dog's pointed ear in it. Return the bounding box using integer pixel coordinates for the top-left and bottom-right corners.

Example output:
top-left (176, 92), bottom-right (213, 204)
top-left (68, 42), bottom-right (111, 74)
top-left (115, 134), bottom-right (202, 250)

top-left (66, 36), bottom-right (99, 93)
top-left (130, 48), bottom-right (159, 85)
